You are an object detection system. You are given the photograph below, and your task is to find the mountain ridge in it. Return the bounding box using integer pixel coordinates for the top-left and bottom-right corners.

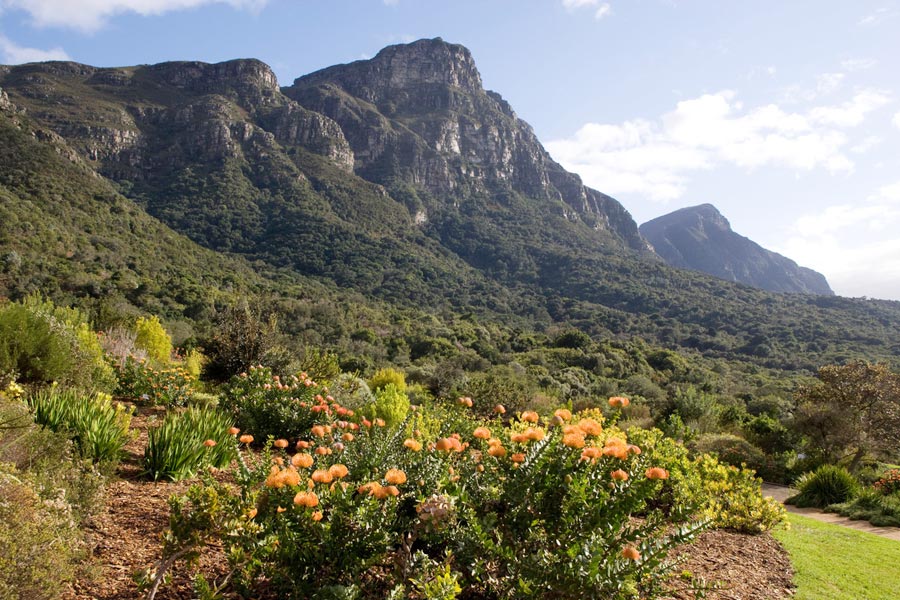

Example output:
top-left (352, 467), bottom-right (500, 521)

top-left (640, 204), bottom-right (833, 295)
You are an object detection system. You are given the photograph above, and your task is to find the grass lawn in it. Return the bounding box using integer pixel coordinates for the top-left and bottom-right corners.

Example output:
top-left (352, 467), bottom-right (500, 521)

top-left (774, 513), bottom-right (900, 600)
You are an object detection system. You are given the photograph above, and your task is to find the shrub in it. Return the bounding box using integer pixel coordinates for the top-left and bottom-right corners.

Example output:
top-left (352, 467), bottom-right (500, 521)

top-left (115, 355), bottom-right (195, 406)
top-left (144, 406), bottom-right (237, 481)
top-left (27, 386), bottom-right (133, 464)
top-left (828, 488), bottom-right (900, 527)
top-left (788, 465), bottom-right (860, 508)
top-left (369, 367), bottom-right (407, 393)
top-left (364, 383), bottom-right (410, 428)
top-left (152, 408), bottom-right (707, 599)
top-left (689, 433), bottom-right (767, 474)
top-left (135, 315), bottom-right (173, 364)
top-left (219, 365), bottom-right (335, 441)
top-left (0, 298), bottom-right (115, 392)
top-left (0, 463), bottom-right (84, 600)
top-left (873, 469), bottom-right (900, 495)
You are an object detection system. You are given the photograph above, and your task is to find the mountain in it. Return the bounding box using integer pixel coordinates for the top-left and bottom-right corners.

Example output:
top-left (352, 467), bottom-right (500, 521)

top-left (1, 39), bottom-right (899, 372)
top-left (640, 204), bottom-right (833, 295)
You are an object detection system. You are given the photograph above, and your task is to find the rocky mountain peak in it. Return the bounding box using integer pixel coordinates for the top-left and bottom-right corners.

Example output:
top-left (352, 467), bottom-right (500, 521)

top-left (146, 59), bottom-right (280, 105)
top-left (294, 37), bottom-right (483, 101)
top-left (640, 204), bottom-right (834, 295)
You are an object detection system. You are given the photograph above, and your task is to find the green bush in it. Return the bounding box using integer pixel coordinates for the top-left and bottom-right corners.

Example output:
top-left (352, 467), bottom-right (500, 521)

top-left (135, 315), bottom-right (173, 364)
top-left (219, 365), bottom-right (335, 441)
top-left (0, 464), bottom-right (84, 600)
top-left (828, 488), bottom-right (900, 527)
top-left (26, 386), bottom-right (133, 464)
top-left (788, 465), bottom-right (860, 508)
top-left (114, 355), bottom-right (196, 406)
top-left (0, 298), bottom-right (115, 391)
top-left (364, 383), bottom-right (410, 428)
top-left (689, 433), bottom-right (768, 475)
top-left (154, 408), bottom-right (707, 599)
top-left (369, 367), bottom-right (407, 393)
top-left (144, 406), bottom-right (237, 481)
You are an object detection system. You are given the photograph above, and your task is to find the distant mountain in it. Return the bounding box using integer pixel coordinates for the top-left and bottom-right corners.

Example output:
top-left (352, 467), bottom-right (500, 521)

top-left (640, 204), bottom-right (833, 295)
top-left (3, 39), bottom-right (900, 372)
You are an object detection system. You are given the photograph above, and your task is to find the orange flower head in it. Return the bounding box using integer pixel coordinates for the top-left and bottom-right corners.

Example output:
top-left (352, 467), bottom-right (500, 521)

top-left (563, 433), bottom-right (586, 448)
top-left (577, 418), bottom-right (603, 437)
top-left (608, 396), bottom-right (630, 409)
top-left (488, 445), bottom-right (507, 458)
top-left (315, 446), bottom-right (331, 456)
top-left (239, 434), bottom-right (254, 444)
top-left (521, 411), bottom-right (539, 423)
top-left (554, 408), bottom-right (572, 421)
top-left (385, 468), bottom-right (407, 485)
top-left (358, 481), bottom-right (382, 496)
top-left (493, 404), bottom-right (506, 414)
top-left (436, 437), bottom-right (463, 453)
top-left (611, 469), bottom-right (629, 481)
top-left (328, 464), bottom-right (350, 479)
top-left (580, 447), bottom-right (602, 461)
top-left (645, 467), bottom-right (670, 480)
top-left (311, 425), bottom-right (327, 438)
top-left (525, 427), bottom-right (545, 441)
top-left (510, 432), bottom-right (528, 444)
top-left (296, 440), bottom-right (311, 449)
top-left (342, 432), bottom-right (355, 442)
top-left (403, 438), bottom-right (423, 452)
top-left (292, 453), bottom-right (314, 468)
top-left (511, 453), bottom-right (526, 463)
top-left (374, 418), bottom-right (386, 427)
top-left (311, 469), bottom-right (334, 484)
top-left (473, 427), bottom-right (491, 440)
top-left (376, 485), bottom-right (401, 499)
top-left (311, 511), bottom-right (324, 521)
top-left (622, 545), bottom-right (641, 561)
top-left (273, 439), bottom-right (289, 449)
top-left (458, 396), bottom-right (473, 408)
top-left (627, 444), bottom-right (642, 455)
top-left (228, 427), bottom-right (240, 436)
top-left (293, 491), bottom-right (319, 508)
top-left (203, 439), bottom-right (217, 447)
top-left (247, 507), bottom-right (258, 519)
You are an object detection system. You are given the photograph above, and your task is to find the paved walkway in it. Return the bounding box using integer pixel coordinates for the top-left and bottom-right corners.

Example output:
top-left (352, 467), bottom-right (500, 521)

top-left (761, 483), bottom-right (900, 541)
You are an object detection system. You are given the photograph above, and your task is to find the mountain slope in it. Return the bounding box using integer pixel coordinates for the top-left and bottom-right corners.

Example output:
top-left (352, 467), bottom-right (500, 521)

top-left (2, 42), bottom-right (899, 372)
top-left (640, 204), bottom-right (833, 295)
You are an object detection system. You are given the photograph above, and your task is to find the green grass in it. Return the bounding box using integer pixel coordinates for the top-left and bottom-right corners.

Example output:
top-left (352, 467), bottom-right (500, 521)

top-left (774, 513), bottom-right (900, 600)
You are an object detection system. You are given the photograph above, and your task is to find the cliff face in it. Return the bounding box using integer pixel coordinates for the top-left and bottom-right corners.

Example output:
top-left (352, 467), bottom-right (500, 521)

top-left (640, 204), bottom-right (834, 295)
top-left (286, 38), bottom-right (645, 251)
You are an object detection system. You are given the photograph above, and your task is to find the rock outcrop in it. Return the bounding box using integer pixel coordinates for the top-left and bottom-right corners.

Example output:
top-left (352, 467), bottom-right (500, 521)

top-left (640, 204), bottom-right (833, 295)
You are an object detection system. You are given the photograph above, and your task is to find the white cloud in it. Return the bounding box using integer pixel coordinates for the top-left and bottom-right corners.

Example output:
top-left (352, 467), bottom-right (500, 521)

top-left (562, 0), bottom-right (599, 9)
top-left (893, 112), bottom-right (900, 129)
top-left (850, 136), bottom-right (882, 154)
top-left (0, 0), bottom-right (269, 33)
top-left (858, 6), bottom-right (899, 26)
top-left (840, 58), bottom-right (877, 71)
top-left (0, 34), bottom-right (69, 63)
top-left (775, 181), bottom-right (900, 299)
top-left (546, 89), bottom-right (888, 202)
top-left (594, 3), bottom-right (612, 19)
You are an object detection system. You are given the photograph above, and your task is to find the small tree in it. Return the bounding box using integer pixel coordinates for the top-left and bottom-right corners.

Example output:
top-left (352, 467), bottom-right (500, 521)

top-left (793, 361), bottom-right (900, 471)
top-left (201, 303), bottom-right (279, 381)
top-left (134, 316), bottom-right (173, 364)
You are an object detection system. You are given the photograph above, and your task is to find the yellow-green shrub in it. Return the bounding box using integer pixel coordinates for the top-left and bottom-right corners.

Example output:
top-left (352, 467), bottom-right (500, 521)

top-left (135, 315), bottom-right (173, 364)
top-left (369, 367), bottom-right (407, 393)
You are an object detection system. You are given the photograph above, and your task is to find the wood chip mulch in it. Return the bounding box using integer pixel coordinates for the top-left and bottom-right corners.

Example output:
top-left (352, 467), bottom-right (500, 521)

top-left (63, 407), bottom-right (796, 600)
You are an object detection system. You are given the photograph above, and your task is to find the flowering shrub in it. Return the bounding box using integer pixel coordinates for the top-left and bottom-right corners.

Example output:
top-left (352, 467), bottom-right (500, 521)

top-left (114, 355), bottom-right (195, 406)
top-left (219, 365), bottom-right (345, 441)
top-left (874, 469), bottom-right (900, 496)
top-left (154, 400), bottom-right (709, 599)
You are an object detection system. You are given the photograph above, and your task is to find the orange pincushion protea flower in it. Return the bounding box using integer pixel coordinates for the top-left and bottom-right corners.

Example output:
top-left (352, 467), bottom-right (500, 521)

top-left (273, 439), bottom-right (289, 449)
top-left (265, 466), bottom-right (301, 488)
top-left (621, 545), bottom-right (641, 561)
top-left (328, 464), bottom-right (349, 479)
top-left (311, 469), bottom-right (333, 484)
top-left (473, 427), bottom-right (491, 439)
top-left (580, 447), bottom-right (601, 461)
top-left (436, 437), bottom-right (464, 452)
top-left (384, 468), bottom-right (407, 485)
top-left (293, 491), bottom-right (319, 508)
top-left (511, 453), bottom-right (526, 463)
top-left (292, 453), bottom-right (314, 468)
top-left (553, 408), bottom-right (572, 421)
top-left (358, 481), bottom-right (382, 496)
top-left (342, 432), bottom-right (355, 442)
top-left (228, 427), bottom-right (240, 435)
top-left (403, 438), bottom-right (423, 452)
top-left (203, 439), bottom-right (217, 447)
top-left (487, 444), bottom-right (507, 458)
top-left (310, 425), bottom-right (327, 438)
top-left (521, 411), bottom-right (540, 423)
top-left (311, 511), bottom-right (324, 521)
top-left (493, 404), bottom-right (506, 414)
top-left (315, 446), bottom-right (331, 456)
top-left (577, 418), bottom-right (603, 437)
top-left (645, 467), bottom-right (670, 480)
top-left (608, 396), bottom-right (630, 409)
top-left (563, 433), bottom-right (586, 448)
top-left (238, 434), bottom-right (254, 444)
top-left (376, 485), bottom-right (400, 499)
top-left (611, 469), bottom-right (629, 481)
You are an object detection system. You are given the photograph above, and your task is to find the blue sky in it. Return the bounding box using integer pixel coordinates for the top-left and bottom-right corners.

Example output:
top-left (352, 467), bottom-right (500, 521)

top-left (2, 0), bottom-right (899, 300)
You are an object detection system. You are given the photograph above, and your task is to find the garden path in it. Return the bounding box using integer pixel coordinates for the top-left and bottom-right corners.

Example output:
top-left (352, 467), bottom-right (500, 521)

top-left (761, 484), bottom-right (900, 542)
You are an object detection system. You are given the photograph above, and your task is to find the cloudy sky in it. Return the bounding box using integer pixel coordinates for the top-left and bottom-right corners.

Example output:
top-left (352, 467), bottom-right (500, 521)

top-left (2, 0), bottom-right (899, 300)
